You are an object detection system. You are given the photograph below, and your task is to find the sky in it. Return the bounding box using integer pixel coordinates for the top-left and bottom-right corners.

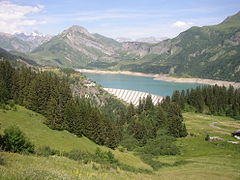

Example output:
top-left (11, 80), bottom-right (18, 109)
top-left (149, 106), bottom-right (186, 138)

top-left (0, 0), bottom-right (239, 39)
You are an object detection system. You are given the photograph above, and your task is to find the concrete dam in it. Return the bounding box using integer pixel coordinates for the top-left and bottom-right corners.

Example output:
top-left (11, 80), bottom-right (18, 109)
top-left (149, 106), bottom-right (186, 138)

top-left (104, 88), bottom-right (163, 106)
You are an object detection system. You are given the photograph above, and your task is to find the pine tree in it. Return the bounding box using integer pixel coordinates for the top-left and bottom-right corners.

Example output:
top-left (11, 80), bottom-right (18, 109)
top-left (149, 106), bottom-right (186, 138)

top-left (145, 94), bottom-right (154, 111)
top-left (126, 102), bottom-right (135, 122)
top-left (165, 103), bottom-right (187, 137)
top-left (0, 61), bottom-right (14, 103)
top-left (155, 106), bottom-right (167, 128)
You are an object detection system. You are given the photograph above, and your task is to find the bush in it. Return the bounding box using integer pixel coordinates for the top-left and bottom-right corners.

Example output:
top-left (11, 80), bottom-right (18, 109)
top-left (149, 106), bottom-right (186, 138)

top-left (205, 134), bottom-right (210, 141)
top-left (140, 154), bottom-right (166, 170)
top-left (36, 146), bottom-right (59, 157)
top-left (120, 135), bottom-right (140, 151)
top-left (95, 148), bottom-right (118, 164)
top-left (142, 135), bottom-right (179, 156)
top-left (63, 149), bottom-right (94, 162)
top-left (1, 126), bottom-right (34, 153)
top-left (0, 153), bottom-right (5, 166)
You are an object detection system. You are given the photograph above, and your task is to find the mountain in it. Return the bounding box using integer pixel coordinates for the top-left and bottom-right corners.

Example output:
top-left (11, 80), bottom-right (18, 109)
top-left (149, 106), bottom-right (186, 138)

top-left (116, 37), bottom-right (168, 43)
top-left (15, 31), bottom-right (53, 50)
top-left (118, 12), bottom-right (240, 82)
top-left (2, 12), bottom-right (239, 82)
top-left (0, 32), bottom-right (32, 52)
top-left (0, 31), bottom-right (52, 52)
top-left (135, 37), bottom-right (168, 43)
top-left (30, 25), bottom-right (124, 68)
top-left (116, 37), bottom-right (133, 42)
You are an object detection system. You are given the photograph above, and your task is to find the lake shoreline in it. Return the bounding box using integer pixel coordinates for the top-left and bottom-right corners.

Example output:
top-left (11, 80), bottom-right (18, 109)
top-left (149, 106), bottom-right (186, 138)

top-left (76, 69), bottom-right (240, 88)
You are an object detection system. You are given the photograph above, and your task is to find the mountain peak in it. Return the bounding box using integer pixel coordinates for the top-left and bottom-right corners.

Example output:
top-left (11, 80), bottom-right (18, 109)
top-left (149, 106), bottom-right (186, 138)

top-left (63, 25), bottom-right (93, 38)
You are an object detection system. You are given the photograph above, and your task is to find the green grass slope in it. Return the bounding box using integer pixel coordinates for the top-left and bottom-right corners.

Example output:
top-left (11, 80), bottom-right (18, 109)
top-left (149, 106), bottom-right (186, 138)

top-left (0, 106), bottom-right (240, 179)
top-left (0, 152), bottom-right (158, 180)
top-left (155, 113), bottom-right (240, 180)
top-left (0, 106), bottom-right (151, 170)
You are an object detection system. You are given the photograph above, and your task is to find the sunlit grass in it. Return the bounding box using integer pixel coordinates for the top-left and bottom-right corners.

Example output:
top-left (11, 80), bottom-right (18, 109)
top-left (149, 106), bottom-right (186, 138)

top-left (0, 106), bottom-right (151, 170)
top-left (0, 107), bottom-right (239, 179)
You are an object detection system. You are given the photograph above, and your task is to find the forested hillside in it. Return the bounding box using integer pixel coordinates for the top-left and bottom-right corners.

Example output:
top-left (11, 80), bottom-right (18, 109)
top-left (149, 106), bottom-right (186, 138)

top-left (0, 61), bottom-right (120, 148)
top-left (0, 47), bottom-right (37, 67)
top-left (170, 85), bottom-right (240, 119)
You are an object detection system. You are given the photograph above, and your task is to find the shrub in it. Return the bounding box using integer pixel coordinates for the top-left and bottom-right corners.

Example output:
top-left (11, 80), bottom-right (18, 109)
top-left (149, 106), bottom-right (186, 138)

top-left (8, 100), bottom-right (15, 108)
top-left (0, 153), bottom-right (5, 166)
top-left (118, 146), bottom-right (125, 152)
top-left (1, 126), bottom-right (34, 153)
top-left (142, 135), bottom-right (179, 156)
top-left (140, 154), bottom-right (166, 170)
top-left (120, 135), bottom-right (139, 151)
top-left (63, 149), bottom-right (94, 162)
top-left (95, 148), bottom-right (118, 164)
top-left (205, 134), bottom-right (210, 141)
top-left (36, 146), bottom-right (59, 157)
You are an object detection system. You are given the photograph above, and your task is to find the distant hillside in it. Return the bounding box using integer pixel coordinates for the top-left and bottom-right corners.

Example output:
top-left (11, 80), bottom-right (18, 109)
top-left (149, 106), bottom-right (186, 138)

top-left (15, 32), bottom-right (53, 50)
top-left (0, 32), bottom-right (52, 52)
top-left (0, 47), bottom-right (38, 67)
top-left (118, 12), bottom-right (240, 82)
top-left (0, 32), bottom-right (32, 52)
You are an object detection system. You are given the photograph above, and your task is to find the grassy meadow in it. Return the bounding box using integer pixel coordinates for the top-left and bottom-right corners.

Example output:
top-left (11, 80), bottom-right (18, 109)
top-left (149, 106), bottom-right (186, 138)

top-left (0, 106), bottom-right (239, 179)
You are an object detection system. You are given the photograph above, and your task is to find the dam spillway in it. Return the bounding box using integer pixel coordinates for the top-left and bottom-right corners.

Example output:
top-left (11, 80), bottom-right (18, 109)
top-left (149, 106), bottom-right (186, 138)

top-left (104, 88), bottom-right (163, 106)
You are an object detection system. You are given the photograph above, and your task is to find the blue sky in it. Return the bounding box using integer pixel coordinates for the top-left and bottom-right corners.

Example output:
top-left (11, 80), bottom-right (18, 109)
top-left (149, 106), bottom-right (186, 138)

top-left (0, 0), bottom-right (239, 39)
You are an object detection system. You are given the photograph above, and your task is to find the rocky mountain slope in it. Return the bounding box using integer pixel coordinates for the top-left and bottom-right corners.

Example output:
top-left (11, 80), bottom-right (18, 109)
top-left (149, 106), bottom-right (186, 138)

top-left (30, 25), bottom-right (125, 67)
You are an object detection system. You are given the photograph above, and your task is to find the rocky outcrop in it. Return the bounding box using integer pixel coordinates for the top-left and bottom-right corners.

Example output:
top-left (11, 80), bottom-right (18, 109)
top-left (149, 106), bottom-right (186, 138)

top-left (122, 39), bottom-right (174, 57)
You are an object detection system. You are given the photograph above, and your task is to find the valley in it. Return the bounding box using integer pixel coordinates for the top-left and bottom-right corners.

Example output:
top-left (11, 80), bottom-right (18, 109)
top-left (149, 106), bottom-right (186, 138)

top-left (0, 2), bottom-right (240, 179)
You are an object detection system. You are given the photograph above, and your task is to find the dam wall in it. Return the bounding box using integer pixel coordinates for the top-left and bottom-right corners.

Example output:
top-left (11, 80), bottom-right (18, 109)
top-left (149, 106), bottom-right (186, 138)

top-left (104, 88), bottom-right (163, 106)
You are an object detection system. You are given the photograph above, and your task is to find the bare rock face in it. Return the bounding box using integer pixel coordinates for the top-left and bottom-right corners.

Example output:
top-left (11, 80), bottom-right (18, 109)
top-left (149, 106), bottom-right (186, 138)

top-left (122, 42), bottom-right (150, 56)
top-left (122, 39), bottom-right (174, 57)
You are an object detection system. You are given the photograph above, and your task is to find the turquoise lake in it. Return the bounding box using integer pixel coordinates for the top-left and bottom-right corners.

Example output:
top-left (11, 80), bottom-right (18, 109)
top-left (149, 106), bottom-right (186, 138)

top-left (83, 72), bottom-right (204, 97)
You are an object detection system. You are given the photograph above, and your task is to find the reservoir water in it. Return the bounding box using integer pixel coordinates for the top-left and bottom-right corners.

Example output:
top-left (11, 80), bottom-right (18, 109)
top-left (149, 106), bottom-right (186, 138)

top-left (83, 72), bottom-right (203, 97)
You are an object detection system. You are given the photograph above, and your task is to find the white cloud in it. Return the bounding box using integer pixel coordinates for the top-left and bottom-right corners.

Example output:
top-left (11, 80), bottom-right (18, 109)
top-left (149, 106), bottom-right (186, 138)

top-left (172, 21), bottom-right (193, 28)
top-left (0, 1), bottom-right (44, 34)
